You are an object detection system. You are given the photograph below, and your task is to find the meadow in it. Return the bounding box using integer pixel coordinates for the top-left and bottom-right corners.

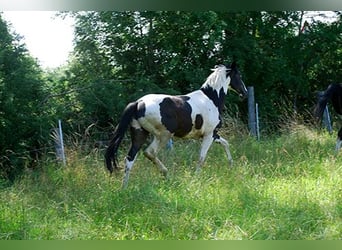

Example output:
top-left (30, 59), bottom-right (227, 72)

top-left (0, 124), bottom-right (341, 240)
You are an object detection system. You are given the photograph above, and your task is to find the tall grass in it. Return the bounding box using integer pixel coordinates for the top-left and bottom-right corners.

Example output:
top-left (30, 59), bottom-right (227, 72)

top-left (0, 124), bottom-right (341, 239)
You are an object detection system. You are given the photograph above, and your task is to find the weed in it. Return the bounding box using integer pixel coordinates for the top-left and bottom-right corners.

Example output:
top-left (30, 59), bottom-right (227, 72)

top-left (0, 125), bottom-right (341, 239)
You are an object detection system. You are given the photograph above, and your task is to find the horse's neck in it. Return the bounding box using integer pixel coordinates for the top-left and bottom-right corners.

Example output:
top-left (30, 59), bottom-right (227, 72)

top-left (200, 85), bottom-right (226, 114)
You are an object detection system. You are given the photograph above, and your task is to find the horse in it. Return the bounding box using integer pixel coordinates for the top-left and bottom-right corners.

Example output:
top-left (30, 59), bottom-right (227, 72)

top-left (314, 83), bottom-right (342, 150)
top-left (105, 62), bottom-right (248, 188)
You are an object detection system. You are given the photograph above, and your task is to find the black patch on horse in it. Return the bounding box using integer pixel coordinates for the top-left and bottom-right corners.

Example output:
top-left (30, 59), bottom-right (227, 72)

top-left (201, 85), bottom-right (226, 114)
top-left (315, 83), bottom-right (342, 118)
top-left (135, 101), bottom-right (146, 119)
top-left (127, 126), bottom-right (149, 162)
top-left (195, 114), bottom-right (203, 130)
top-left (212, 128), bottom-right (220, 140)
top-left (159, 96), bottom-right (193, 137)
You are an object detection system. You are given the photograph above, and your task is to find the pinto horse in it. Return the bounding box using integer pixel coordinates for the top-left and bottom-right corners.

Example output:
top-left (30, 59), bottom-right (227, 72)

top-left (105, 62), bottom-right (248, 187)
top-left (314, 83), bottom-right (342, 151)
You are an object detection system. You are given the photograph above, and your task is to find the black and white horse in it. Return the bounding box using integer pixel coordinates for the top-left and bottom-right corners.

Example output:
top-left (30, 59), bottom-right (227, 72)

top-left (314, 83), bottom-right (342, 150)
top-left (105, 62), bottom-right (248, 187)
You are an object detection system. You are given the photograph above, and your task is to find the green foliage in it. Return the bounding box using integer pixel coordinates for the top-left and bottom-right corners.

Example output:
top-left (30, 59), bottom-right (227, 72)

top-left (0, 127), bottom-right (341, 239)
top-left (0, 15), bottom-right (53, 180)
top-left (68, 11), bottom-right (342, 132)
top-left (68, 11), bottom-right (230, 129)
top-left (1, 11), bottom-right (342, 182)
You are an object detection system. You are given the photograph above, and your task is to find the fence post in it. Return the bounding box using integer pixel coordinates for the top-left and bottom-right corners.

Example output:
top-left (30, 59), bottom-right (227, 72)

top-left (248, 86), bottom-right (257, 138)
top-left (55, 119), bottom-right (66, 165)
top-left (256, 102), bottom-right (260, 141)
top-left (318, 91), bottom-right (333, 133)
top-left (166, 138), bottom-right (173, 150)
top-left (323, 106), bottom-right (332, 133)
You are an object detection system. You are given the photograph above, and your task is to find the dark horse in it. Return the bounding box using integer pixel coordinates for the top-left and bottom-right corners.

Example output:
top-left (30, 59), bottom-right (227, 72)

top-left (105, 62), bottom-right (248, 187)
top-left (314, 83), bottom-right (342, 151)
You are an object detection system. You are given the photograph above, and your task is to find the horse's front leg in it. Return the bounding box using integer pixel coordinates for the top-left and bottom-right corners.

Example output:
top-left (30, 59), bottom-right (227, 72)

top-left (214, 136), bottom-right (233, 166)
top-left (196, 134), bottom-right (214, 173)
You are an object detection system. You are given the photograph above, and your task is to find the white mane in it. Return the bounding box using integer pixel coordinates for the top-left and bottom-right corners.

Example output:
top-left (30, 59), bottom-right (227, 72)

top-left (202, 65), bottom-right (230, 94)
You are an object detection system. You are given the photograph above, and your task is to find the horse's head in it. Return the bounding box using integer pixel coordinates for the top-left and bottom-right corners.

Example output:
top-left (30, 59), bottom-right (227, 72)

top-left (204, 63), bottom-right (247, 99)
top-left (226, 62), bottom-right (248, 100)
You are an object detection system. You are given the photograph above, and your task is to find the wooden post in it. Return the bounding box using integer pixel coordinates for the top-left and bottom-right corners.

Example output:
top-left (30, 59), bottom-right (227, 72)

top-left (248, 86), bottom-right (257, 137)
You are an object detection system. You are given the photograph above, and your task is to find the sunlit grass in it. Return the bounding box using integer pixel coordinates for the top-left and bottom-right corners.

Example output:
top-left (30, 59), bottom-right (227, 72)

top-left (0, 125), bottom-right (341, 239)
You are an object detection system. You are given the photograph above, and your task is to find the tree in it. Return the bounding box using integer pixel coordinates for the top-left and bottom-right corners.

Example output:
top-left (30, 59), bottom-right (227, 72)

top-left (69, 11), bottom-right (230, 129)
top-left (0, 14), bottom-right (52, 181)
top-left (68, 11), bottom-right (342, 133)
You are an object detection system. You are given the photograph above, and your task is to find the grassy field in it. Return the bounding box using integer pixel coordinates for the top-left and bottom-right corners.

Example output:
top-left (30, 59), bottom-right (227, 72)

top-left (0, 125), bottom-right (341, 239)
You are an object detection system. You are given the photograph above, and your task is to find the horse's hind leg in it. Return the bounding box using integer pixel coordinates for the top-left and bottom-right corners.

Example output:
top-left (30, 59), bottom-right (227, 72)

top-left (122, 125), bottom-right (149, 188)
top-left (144, 133), bottom-right (170, 177)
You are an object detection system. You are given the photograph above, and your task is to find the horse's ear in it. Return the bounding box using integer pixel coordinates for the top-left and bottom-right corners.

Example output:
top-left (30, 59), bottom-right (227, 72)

top-left (230, 61), bottom-right (237, 69)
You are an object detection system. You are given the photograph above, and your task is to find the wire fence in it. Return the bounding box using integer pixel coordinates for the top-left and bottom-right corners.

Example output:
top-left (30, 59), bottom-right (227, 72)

top-left (0, 86), bottom-right (335, 170)
top-left (0, 115), bottom-right (334, 173)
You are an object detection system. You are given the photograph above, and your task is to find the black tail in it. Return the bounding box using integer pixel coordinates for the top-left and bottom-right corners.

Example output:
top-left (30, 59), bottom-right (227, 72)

top-left (105, 102), bottom-right (138, 173)
top-left (314, 84), bottom-right (335, 120)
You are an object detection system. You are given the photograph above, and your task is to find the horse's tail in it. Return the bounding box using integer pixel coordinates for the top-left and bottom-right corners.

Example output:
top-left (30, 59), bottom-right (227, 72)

top-left (314, 84), bottom-right (335, 120)
top-left (105, 101), bottom-right (138, 173)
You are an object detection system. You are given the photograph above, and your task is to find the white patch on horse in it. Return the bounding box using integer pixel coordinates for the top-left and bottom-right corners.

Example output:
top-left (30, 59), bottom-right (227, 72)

top-left (202, 66), bottom-right (230, 95)
top-left (137, 94), bottom-right (169, 136)
top-left (123, 157), bottom-right (136, 188)
top-left (185, 90), bottom-right (220, 138)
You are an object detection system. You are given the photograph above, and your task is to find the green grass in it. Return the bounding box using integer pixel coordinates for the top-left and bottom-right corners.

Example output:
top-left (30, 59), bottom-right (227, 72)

top-left (0, 126), bottom-right (341, 239)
